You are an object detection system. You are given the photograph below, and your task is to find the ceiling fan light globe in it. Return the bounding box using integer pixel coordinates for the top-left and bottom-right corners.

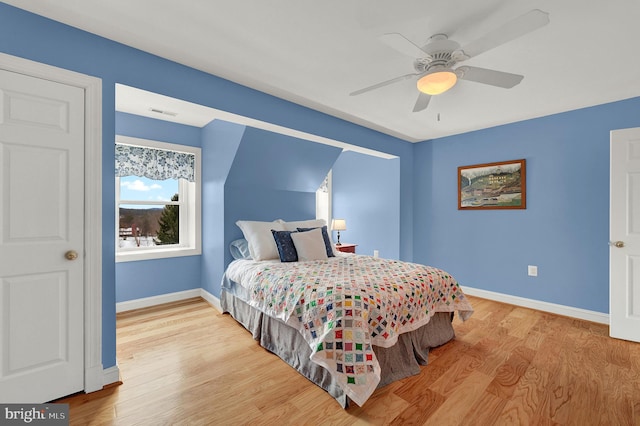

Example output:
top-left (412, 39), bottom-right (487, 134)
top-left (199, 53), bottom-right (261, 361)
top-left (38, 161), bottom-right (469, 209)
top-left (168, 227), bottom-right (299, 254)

top-left (417, 70), bottom-right (457, 95)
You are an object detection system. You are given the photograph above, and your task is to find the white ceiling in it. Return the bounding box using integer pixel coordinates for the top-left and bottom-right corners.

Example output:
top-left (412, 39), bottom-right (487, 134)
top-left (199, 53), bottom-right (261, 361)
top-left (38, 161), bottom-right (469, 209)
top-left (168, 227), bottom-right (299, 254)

top-left (7, 0), bottom-right (640, 142)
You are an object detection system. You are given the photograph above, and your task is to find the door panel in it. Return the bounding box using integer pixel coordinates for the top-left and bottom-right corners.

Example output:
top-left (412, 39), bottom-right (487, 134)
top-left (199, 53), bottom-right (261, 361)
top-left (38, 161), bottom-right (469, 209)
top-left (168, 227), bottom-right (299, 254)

top-left (0, 69), bottom-right (85, 402)
top-left (610, 127), bottom-right (640, 342)
top-left (4, 272), bottom-right (68, 372)
top-left (1, 88), bottom-right (70, 132)
top-left (4, 144), bottom-right (68, 242)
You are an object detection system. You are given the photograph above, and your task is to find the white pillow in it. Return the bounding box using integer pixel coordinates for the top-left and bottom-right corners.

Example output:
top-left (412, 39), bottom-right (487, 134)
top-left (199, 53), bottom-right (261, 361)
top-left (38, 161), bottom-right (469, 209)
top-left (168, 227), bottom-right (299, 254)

top-left (236, 220), bottom-right (285, 261)
top-left (281, 219), bottom-right (326, 231)
top-left (290, 228), bottom-right (328, 261)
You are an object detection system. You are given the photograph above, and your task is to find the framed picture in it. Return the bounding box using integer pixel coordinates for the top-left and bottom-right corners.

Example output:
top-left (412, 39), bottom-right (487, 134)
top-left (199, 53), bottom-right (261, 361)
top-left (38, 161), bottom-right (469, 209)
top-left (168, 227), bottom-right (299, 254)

top-left (458, 159), bottom-right (526, 210)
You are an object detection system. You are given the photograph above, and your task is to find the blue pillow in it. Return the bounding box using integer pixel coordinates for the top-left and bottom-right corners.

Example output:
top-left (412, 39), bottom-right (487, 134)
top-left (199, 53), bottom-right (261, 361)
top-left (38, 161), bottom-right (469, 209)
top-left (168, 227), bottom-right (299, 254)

top-left (271, 230), bottom-right (298, 262)
top-left (229, 239), bottom-right (252, 260)
top-left (297, 225), bottom-right (335, 257)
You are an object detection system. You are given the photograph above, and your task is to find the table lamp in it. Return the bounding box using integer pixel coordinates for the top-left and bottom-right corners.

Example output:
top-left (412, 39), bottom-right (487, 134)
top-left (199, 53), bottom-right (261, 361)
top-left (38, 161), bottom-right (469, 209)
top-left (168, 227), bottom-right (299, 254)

top-left (331, 219), bottom-right (347, 245)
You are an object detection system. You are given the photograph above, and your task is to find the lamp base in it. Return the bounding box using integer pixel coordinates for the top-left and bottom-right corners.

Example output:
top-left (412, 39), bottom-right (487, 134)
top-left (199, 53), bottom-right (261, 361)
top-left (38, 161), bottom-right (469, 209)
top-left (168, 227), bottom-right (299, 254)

top-left (336, 231), bottom-right (342, 245)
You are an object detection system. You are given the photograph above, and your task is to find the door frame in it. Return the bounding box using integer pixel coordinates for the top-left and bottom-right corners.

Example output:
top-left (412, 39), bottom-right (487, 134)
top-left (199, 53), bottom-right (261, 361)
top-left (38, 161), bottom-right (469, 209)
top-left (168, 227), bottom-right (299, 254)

top-left (0, 52), bottom-right (104, 393)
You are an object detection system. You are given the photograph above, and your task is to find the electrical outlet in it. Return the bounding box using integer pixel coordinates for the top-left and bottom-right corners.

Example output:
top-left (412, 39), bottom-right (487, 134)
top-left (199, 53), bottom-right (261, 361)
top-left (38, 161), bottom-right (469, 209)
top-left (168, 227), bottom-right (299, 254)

top-left (528, 265), bottom-right (538, 277)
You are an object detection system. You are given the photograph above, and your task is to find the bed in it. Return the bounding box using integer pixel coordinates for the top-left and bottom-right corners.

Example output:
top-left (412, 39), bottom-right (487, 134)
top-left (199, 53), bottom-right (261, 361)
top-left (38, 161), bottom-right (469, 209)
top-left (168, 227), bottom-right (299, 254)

top-left (220, 219), bottom-right (474, 408)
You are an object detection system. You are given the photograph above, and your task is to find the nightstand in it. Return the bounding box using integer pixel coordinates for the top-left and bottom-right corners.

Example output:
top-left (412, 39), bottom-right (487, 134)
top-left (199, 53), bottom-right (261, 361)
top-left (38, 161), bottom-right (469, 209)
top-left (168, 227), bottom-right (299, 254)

top-left (335, 243), bottom-right (357, 254)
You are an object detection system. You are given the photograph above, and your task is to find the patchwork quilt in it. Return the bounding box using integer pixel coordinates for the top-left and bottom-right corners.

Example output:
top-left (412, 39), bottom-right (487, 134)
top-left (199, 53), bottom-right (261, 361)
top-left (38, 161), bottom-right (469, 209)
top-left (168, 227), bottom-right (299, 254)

top-left (225, 254), bottom-right (473, 406)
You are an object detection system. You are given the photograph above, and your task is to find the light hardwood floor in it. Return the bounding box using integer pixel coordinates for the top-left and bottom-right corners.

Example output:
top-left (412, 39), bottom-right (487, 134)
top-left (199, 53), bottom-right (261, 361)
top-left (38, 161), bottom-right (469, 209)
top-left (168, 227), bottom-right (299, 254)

top-left (57, 296), bottom-right (639, 425)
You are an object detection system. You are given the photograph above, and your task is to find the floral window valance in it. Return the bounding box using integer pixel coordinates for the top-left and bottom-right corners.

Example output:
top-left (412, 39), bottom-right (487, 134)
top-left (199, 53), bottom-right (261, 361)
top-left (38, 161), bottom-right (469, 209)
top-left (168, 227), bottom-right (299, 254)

top-left (115, 143), bottom-right (195, 182)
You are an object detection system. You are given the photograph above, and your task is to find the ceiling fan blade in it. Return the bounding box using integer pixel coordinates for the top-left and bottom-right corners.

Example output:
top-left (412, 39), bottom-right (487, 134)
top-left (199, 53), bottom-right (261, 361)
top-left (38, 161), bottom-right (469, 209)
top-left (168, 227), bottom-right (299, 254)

top-left (412, 92), bottom-right (431, 112)
top-left (460, 9), bottom-right (549, 59)
top-left (379, 33), bottom-right (428, 58)
top-left (457, 66), bottom-right (523, 88)
top-left (349, 73), bottom-right (418, 96)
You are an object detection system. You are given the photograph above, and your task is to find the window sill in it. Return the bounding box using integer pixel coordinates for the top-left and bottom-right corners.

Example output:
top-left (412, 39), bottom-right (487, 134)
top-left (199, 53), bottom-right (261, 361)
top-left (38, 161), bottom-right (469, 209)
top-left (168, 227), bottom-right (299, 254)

top-left (116, 246), bottom-right (201, 263)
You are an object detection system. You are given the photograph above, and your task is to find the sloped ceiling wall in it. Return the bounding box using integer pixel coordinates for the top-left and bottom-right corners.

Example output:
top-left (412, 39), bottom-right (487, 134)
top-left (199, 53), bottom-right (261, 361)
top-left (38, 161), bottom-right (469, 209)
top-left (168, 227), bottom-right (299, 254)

top-left (226, 126), bottom-right (343, 192)
top-left (202, 122), bottom-right (344, 295)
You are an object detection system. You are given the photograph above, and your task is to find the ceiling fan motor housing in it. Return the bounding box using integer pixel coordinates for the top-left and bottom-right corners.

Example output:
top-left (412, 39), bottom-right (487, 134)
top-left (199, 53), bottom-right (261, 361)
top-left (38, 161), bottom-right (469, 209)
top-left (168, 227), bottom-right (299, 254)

top-left (414, 34), bottom-right (461, 72)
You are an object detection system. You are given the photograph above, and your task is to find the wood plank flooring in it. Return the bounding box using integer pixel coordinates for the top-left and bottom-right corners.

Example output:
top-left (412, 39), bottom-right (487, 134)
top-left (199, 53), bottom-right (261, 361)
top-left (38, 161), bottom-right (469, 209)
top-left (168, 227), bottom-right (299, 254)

top-left (56, 296), bottom-right (640, 425)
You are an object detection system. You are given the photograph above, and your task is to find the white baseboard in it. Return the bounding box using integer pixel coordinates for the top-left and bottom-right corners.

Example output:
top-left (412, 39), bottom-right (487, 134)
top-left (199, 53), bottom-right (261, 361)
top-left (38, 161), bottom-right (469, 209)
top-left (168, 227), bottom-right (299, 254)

top-left (84, 364), bottom-right (105, 393)
top-left (102, 365), bottom-right (121, 388)
top-left (200, 288), bottom-right (222, 313)
top-left (115, 289), bottom-right (202, 313)
top-left (461, 286), bottom-right (609, 325)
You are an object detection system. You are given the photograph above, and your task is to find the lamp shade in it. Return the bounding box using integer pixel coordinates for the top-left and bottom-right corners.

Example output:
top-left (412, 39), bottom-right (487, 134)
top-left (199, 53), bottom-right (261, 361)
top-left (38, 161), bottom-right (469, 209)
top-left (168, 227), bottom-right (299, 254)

top-left (417, 69), bottom-right (457, 95)
top-left (331, 219), bottom-right (347, 231)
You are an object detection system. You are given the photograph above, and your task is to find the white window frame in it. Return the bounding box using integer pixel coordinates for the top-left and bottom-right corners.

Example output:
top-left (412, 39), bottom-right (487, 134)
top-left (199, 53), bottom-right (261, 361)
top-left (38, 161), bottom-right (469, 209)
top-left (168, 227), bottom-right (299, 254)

top-left (316, 170), bottom-right (332, 225)
top-left (115, 135), bottom-right (201, 262)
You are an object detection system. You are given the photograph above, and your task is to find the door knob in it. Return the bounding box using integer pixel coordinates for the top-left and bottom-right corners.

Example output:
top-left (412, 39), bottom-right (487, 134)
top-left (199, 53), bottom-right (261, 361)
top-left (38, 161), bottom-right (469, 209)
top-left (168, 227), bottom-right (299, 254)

top-left (609, 241), bottom-right (624, 248)
top-left (65, 250), bottom-right (79, 260)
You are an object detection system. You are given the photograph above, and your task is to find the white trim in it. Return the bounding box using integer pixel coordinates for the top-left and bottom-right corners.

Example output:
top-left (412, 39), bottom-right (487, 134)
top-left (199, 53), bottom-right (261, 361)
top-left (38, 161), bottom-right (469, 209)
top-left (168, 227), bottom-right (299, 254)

top-left (0, 53), bottom-right (104, 394)
top-left (116, 247), bottom-right (202, 262)
top-left (200, 288), bottom-right (222, 313)
top-left (116, 289), bottom-right (202, 313)
top-left (461, 286), bottom-right (610, 325)
top-left (102, 365), bottom-right (121, 387)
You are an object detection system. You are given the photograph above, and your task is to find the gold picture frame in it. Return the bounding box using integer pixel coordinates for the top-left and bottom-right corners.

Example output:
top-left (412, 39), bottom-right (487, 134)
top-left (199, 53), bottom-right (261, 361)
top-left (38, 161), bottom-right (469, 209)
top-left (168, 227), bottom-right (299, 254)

top-left (458, 159), bottom-right (526, 210)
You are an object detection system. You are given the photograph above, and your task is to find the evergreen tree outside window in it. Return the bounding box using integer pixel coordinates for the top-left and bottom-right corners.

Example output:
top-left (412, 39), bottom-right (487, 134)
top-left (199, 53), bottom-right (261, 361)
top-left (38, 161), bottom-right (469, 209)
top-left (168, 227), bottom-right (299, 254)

top-left (156, 194), bottom-right (180, 245)
top-left (115, 135), bottom-right (201, 262)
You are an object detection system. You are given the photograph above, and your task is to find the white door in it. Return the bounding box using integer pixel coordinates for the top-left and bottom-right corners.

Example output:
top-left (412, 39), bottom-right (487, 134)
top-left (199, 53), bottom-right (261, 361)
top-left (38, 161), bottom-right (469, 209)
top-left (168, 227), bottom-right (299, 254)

top-left (610, 127), bottom-right (640, 342)
top-left (0, 69), bottom-right (85, 402)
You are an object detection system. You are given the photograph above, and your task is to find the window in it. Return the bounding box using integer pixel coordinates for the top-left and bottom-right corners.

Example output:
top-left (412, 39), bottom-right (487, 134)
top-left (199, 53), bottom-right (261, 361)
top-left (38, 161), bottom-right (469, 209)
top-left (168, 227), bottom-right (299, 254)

top-left (115, 135), bottom-right (201, 262)
top-left (316, 170), bottom-right (332, 225)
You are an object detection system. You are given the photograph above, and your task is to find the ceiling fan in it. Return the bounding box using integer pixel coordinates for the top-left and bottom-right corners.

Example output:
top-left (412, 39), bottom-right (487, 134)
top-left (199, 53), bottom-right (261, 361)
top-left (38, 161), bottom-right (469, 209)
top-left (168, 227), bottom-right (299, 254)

top-left (350, 9), bottom-right (550, 112)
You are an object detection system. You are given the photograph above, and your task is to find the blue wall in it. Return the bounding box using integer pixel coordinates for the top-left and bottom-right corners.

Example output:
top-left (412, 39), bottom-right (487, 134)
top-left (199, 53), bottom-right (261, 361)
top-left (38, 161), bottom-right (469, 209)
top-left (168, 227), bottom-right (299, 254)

top-left (333, 152), bottom-right (400, 258)
top-left (5, 1), bottom-right (637, 376)
top-left (201, 120), bottom-right (245, 298)
top-left (226, 127), bottom-right (342, 193)
top-left (222, 128), bottom-right (343, 287)
top-left (114, 112), bottom-right (203, 302)
top-left (116, 256), bottom-right (202, 302)
top-left (0, 3), bottom-right (413, 370)
top-left (115, 112), bottom-right (202, 149)
top-left (414, 97), bottom-right (640, 313)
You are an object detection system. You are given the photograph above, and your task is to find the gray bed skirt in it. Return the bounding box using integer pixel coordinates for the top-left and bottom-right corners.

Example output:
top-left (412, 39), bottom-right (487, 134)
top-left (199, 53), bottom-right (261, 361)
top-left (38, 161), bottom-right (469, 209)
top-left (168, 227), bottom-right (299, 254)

top-left (220, 289), bottom-right (456, 408)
